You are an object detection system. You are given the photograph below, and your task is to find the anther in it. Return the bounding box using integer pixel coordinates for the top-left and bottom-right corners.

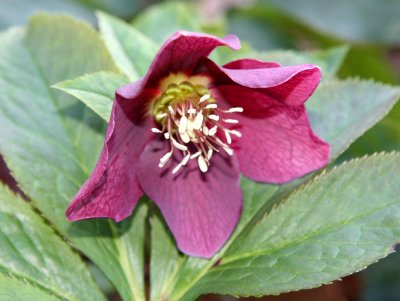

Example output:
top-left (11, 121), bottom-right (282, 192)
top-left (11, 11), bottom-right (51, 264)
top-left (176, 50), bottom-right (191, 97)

top-left (199, 94), bottom-right (210, 103)
top-left (230, 130), bottom-right (242, 137)
top-left (198, 155), bottom-right (208, 173)
top-left (190, 151), bottom-right (202, 159)
top-left (223, 119), bottom-right (239, 124)
top-left (164, 133), bottom-right (170, 139)
top-left (225, 131), bottom-right (232, 144)
top-left (227, 107), bottom-right (244, 113)
top-left (172, 138), bottom-right (187, 151)
top-left (178, 116), bottom-right (188, 134)
top-left (208, 126), bottom-right (218, 136)
top-left (208, 115), bottom-right (219, 121)
top-left (193, 112), bottom-right (204, 130)
top-left (205, 103), bottom-right (217, 109)
top-left (151, 128), bottom-right (162, 133)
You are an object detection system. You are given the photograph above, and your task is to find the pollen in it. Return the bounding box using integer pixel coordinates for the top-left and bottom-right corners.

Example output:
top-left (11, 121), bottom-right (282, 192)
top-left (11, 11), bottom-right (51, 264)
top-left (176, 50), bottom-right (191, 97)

top-left (151, 81), bottom-right (243, 174)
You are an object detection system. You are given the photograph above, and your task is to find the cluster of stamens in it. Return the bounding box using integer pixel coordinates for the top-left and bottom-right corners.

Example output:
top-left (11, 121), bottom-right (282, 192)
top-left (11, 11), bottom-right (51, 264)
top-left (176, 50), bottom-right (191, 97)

top-left (151, 81), bottom-right (243, 174)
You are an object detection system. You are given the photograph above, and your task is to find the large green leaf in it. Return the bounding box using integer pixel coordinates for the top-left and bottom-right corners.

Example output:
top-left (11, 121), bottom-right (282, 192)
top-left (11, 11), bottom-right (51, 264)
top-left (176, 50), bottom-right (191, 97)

top-left (259, 0), bottom-right (400, 45)
top-left (0, 16), bottom-right (146, 301)
top-left (307, 79), bottom-right (400, 159)
top-left (171, 153), bottom-right (400, 299)
top-left (54, 71), bottom-right (130, 121)
top-left (0, 185), bottom-right (105, 301)
top-left (0, 274), bottom-right (61, 301)
top-left (98, 12), bottom-right (158, 80)
top-left (132, 2), bottom-right (200, 44)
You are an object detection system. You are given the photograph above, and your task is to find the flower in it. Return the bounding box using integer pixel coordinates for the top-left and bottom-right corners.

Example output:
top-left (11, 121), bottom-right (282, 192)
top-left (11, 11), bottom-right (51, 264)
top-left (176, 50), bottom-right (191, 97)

top-left (66, 31), bottom-right (330, 258)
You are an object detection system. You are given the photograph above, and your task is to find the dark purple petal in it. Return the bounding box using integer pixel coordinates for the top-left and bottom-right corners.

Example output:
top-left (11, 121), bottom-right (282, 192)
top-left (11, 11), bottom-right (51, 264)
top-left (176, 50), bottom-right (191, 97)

top-left (202, 58), bottom-right (321, 106)
top-left (223, 58), bottom-right (281, 69)
top-left (145, 31), bottom-right (240, 87)
top-left (137, 139), bottom-right (242, 258)
top-left (214, 85), bottom-right (330, 183)
top-left (66, 84), bottom-right (154, 222)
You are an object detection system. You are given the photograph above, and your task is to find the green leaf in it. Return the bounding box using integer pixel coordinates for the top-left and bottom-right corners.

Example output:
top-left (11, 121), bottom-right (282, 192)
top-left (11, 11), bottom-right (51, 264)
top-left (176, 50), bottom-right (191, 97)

top-left (0, 16), bottom-right (146, 301)
top-left (0, 185), bottom-right (106, 301)
top-left (259, 0), bottom-right (400, 45)
top-left (54, 71), bottom-right (129, 121)
top-left (98, 12), bottom-right (158, 80)
top-left (132, 2), bottom-right (200, 44)
top-left (307, 79), bottom-right (400, 159)
top-left (0, 274), bottom-right (61, 301)
top-left (174, 153), bottom-right (400, 299)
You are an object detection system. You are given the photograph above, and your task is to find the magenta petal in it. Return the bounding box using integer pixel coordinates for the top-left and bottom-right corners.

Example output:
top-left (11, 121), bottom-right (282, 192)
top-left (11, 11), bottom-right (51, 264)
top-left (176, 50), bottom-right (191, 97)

top-left (66, 88), bottom-right (153, 222)
top-left (145, 31), bottom-right (240, 86)
top-left (202, 58), bottom-right (321, 106)
top-left (137, 140), bottom-right (242, 258)
top-left (216, 85), bottom-right (330, 183)
top-left (223, 58), bottom-right (281, 69)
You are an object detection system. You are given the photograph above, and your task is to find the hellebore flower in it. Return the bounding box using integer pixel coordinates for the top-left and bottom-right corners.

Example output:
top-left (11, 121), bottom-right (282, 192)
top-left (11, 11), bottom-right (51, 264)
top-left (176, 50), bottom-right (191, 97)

top-left (66, 31), bottom-right (330, 258)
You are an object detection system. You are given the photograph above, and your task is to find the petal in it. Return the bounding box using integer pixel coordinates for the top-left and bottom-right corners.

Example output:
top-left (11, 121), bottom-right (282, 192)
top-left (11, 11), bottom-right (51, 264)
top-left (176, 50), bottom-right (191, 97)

top-left (223, 58), bottom-right (281, 69)
top-left (137, 139), bottom-right (242, 258)
top-left (66, 88), bottom-right (153, 222)
top-left (215, 85), bottom-right (330, 183)
top-left (202, 58), bottom-right (321, 106)
top-left (145, 31), bottom-right (240, 86)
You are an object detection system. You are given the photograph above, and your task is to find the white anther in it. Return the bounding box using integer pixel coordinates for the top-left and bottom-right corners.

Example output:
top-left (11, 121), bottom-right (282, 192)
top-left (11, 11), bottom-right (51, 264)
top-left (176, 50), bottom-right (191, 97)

top-left (151, 128), bottom-right (162, 133)
top-left (187, 108), bottom-right (197, 114)
top-left (172, 162), bottom-right (183, 174)
top-left (202, 126), bottom-right (209, 136)
top-left (193, 112), bottom-right (204, 130)
top-left (198, 155), bottom-right (208, 172)
top-left (223, 146), bottom-right (234, 156)
top-left (205, 103), bottom-right (217, 109)
top-left (168, 106), bottom-right (174, 115)
top-left (159, 151), bottom-right (173, 167)
top-left (227, 107), bottom-right (244, 113)
top-left (199, 94), bottom-right (210, 103)
top-left (182, 153), bottom-right (191, 166)
top-left (179, 116), bottom-right (188, 134)
top-left (230, 130), bottom-right (242, 137)
top-left (172, 138), bottom-right (187, 151)
top-left (223, 119), bottom-right (239, 124)
top-left (190, 151), bottom-right (202, 159)
top-left (225, 131), bottom-right (232, 144)
top-left (156, 113), bottom-right (167, 119)
top-left (207, 149), bottom-right (213, 160)
top-left (208, 126), bottom-right (218, 136)
top-left (208, 114), bottom-right (219, 121)
top-left (164, 132), bottom-right (170, 139)
top-left (180, 131), bottom-right (190, 143)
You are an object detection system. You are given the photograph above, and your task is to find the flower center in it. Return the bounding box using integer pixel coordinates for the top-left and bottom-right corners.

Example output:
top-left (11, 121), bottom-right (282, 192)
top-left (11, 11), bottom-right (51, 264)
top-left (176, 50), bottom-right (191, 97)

top-left (151, 81), bottom-right (243, 174)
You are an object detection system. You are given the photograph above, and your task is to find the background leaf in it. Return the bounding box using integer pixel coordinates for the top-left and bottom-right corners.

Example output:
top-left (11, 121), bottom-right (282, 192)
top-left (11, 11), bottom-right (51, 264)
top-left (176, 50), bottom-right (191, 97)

top-left (0, 185), bottom-right (106, 301)
top-left (54, 71), bottom-right (129, 121)
top-left (0, 16), bottom-right (146, 301)
top-left (173, 153), bottom-right (400, 299)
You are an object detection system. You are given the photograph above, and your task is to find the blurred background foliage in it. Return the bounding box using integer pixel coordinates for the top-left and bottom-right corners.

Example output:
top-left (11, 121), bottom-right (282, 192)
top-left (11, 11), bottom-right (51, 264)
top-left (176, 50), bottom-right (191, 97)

top-left (0, 0), bottom-right (399, 300)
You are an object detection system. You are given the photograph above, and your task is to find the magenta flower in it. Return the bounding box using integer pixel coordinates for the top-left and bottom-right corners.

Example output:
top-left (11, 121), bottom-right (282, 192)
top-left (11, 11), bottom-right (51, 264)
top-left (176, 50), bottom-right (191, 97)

top-left (66, 31), bottom-right (329, 258)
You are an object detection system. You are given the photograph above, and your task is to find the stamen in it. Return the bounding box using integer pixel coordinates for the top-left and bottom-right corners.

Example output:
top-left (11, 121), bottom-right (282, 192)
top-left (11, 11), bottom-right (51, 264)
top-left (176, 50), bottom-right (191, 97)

top-left (227, 107), bottom-right (244, 113)
top-left (164, 133), bottom-right (170, 139)
top-left (156, 113), bottom-right (167, 119)
top-left (223, 146), bottom-right (234, 156)
top-left (182, 153), bottom-right (191, 166)
top-left (178, 116), bottom-right (188, 134)
top-left (205, 103), bottom-right (217, 109)
top-left (208, 126), bottom-right (218, 136)
top-left (225, 131), bottom-right (232, 144)
top-left (151, 128), bottom-right (162, 133)
top-left (168, 106), bottom-right (174, 115)
top-left (172, 162), bottom-right (183, 174)
top-left (193, 112), bottom-right (204, 130)
top-left (172, 138), bottom-right (187, 151)
top-left (198, 155), bottom-right (208, 172)
top-left (230, 130), bottom-right (242, 137)
top-left (159, 151), bottom-right (173, 167)
top-left (223, 119), bottom-right (239, 124)
top-left (190, 151), bottom-right (202, 159)
top-left (207, 149), bottom-right (213, 160)
top-left (208, 115), bottom-right (219, 121)
top-left (187, 108), bottom-right (197, 114)
top-left (199, 94), bottom-right (210, 103)
top-left (202, 126), bottom-right (209, 136)
top-left (180, 131), bottom-right (190, 143)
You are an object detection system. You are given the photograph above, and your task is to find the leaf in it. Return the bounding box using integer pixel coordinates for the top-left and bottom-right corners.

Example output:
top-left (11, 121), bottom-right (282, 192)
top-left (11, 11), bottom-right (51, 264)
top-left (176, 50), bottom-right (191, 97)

top-left (0, 274), bottom-right (61, 301)
top-left (132, 2), bottom-right (200, 44)
top-left (172, 153), bottom-right (400, 299)
top-left (0, 0), bottom-right (95, 29)
top-left (0, 16), bottom-right (146, 301)
top-left (80, 0), bottom-right (140, 19)
top-left (98, 12), bottom-right (158, 80)
top-left (259, 0), bottom-right (400, 45)
top-left (54, 71), bottom-right (129, 121)
top-left (307, 79), bottom-right (400, 159)
top-left (0, 185), bottom-right (106, 301)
